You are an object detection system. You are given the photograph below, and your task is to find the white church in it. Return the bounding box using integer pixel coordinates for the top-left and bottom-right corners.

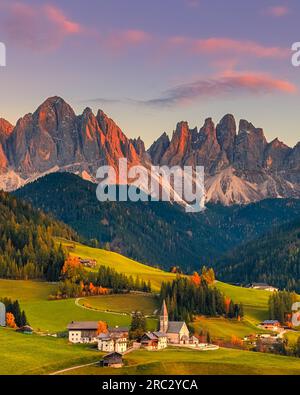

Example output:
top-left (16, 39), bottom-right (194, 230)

top-left (159, 300), bottom-right (192, 344)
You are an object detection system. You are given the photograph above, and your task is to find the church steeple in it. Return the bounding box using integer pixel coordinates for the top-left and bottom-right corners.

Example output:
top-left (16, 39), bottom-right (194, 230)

top-left (160, 299), bottom-right (168, 333)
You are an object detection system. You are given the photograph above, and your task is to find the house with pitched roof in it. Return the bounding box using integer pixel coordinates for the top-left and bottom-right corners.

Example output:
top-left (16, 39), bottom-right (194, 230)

top-left (97, 331), bottom-right (128, 353)
top-left (159, 300), bottom-right (190, 344)
top-left (140, 331), bottom-right (168, 350)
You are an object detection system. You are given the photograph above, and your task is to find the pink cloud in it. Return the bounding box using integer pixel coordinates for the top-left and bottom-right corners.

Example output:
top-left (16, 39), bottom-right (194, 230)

top-left (265, 5), bottom-right (289, 17)
top-left (167, 36), bottom-right (288, 59)
top-left (139, 71), bottom-right (297, 107)
top-left (219, 70), bottom-right (297, 94)
top-left (0, 1), bottom-right (83, 51)
top-left (44, 5), bottom-right (82, 34)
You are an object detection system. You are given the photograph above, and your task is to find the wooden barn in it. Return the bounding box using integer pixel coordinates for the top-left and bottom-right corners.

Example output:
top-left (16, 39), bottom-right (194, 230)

top-left (101, 352), bottom-right (124, 368)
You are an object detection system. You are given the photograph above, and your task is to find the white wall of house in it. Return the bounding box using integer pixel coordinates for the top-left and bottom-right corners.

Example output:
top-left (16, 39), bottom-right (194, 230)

top-left (157, 337), bottom-right (168, 349)
top-left (69, 330), bottom-right (81, 343)
top-left (115, 340), bottom-right (127, 353)
top-left (98, 339), bottom-right (115, 352)
top-left (98, 337), bottom-right (128, 353)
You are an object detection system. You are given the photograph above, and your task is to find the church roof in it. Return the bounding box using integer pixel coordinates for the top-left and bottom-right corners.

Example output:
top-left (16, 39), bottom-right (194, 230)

top-left (160, 300), bottom-right (168, 317)
top-left (167, 321), bottom-right (186, 333)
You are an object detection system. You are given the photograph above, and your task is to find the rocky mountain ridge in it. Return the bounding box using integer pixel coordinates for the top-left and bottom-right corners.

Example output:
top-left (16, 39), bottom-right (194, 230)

top-left (1, 96), bottom-right (299, 205)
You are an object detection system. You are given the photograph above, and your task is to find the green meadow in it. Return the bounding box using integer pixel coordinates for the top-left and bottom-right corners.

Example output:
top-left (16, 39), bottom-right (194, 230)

top-left (0, 241), bottom-right (274, 338)
top-left (59, 347), bottom-right (300, 375)
top-left (79, 293), bottom-right (159, 316)
top-left (0, 279), bottom-right (157, 332)
top-left (0, 327), bottom-right (101, 375)
top-left (0, 241), bottom-right (293, 376)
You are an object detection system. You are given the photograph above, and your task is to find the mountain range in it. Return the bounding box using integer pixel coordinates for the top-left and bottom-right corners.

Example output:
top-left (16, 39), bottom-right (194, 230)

top-left (1, 96), bottom-right (300, 205)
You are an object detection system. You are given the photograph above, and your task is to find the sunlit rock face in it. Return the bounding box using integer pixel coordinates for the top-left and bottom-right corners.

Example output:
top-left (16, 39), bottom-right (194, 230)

top-left (0, 97), bottom-right (300, 205)
top-left (148, 114), bottom-right (300, 205)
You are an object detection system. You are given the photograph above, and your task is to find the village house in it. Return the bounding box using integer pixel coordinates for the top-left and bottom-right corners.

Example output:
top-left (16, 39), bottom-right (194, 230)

top-left (259, 320), bottom-right (282, 332)
top-left (67, 321), bottom-right (98, 343)
top-left (97, 332), bottom-right (128, 353)
top-left (108, 326), bottom-right (129, 337)
top-left (159, 300), bottom-right (190, 344)
top-left (78, 257), bottom-right (97, 268)
top-left (100, 352), bottom-right (124, 368)
top-left (140, 331), bottom-right (168, 350)
top-left (190, 336), bottom-right (200, 346)
top-left (246, 283), bottom-right (278, 292)
top-left (67, 321), bottom-right (129, 345)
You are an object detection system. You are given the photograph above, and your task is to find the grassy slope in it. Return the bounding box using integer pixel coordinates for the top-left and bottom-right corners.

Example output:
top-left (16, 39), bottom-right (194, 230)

top-left (0, 279), bottom-right (157, 332)
top-left (57, 239), bottom-right (272, 339)
top-left (57, 238), bottom-right (177, 292)
top-left (0, 238), bottom-right (272, 337)
top-left (0, 327), bottom-right (101, 375)
top-left (59, 347), bottom-right (300, 375)
top-left (79, 293), bottom-right (158, 316)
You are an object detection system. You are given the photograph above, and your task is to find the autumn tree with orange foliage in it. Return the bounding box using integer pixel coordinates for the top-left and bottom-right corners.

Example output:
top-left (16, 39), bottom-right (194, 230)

top-left (224, 296), bottom-right (231, 314)
top-left (201, 266), bottom-right (215, 285)
top-left (190, 266), bottom-right (215, 287)
top-left (191, 272), bottom-right (201, 286)
top-left (97, 320), bottom-right (108, 335)
top-left (61, 255), bottom-right (84, 281)
top-left (6, 312), bottom-right (17, 328)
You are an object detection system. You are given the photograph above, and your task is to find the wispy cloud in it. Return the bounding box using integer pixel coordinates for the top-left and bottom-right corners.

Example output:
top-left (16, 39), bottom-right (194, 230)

top-left (0, 1), bottom-right (83, 51)
top-left (264, 5), bottom-right (289, 17)
top-left (166, 36), bottom-right (288, 59)
top-left (88, 71), bottom-right (297, 108)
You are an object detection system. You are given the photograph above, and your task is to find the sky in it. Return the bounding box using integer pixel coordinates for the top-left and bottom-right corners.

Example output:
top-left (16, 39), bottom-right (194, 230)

top-left (0, 0), bottom-right (299, 148)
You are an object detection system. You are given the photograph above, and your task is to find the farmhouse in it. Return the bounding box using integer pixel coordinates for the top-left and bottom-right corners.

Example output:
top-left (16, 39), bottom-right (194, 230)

top-left (246, 283), bottom-right (278, 292)
top-left (108, 326), bottom-right (129, 337)
top-left (97, 332), bottom-right (128, 353)
top-left (140, 331), bottom-right (168, 350)
top-left (259, 320), bottom-right (281, 332)
top-left (100, 352), bottom-right (124, 368)
top-left (79, 257), bottom-right (97, 268)
top-left (159, 300), bottom-right (190, 344)
top-left (67, 321), bottom-right (98, 343)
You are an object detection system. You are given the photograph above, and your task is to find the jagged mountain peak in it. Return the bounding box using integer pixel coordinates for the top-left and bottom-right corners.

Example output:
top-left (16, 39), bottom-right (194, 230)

top-left (0, 97), bottom-right (299, 206)
top-left (0, 118), bottom-right (14, 139)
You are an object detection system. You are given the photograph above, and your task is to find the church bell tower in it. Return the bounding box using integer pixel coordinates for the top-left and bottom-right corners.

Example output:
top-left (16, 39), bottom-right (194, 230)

top-left (160, 300), bottom-right (168, 333)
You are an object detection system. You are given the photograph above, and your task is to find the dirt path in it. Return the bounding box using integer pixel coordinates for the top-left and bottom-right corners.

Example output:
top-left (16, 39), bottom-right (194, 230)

top-left (75, 298), bottom-right (128, 316)
top-left (49, 361), bottom-right (99, 375)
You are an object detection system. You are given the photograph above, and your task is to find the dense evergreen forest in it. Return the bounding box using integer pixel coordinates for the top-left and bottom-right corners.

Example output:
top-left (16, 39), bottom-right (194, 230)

top-left (0, 297), bottom-right (28, 327)
top-left (268, 290), bottom-right (298, 324)
top-left (218, 219), bottom-right (300, 292)
top-left (0, 191), bottom-right (77, 281)
top-left (160, 271), bottom-right (243, 323)
top-left (15, 172), bottom-right (300, 273)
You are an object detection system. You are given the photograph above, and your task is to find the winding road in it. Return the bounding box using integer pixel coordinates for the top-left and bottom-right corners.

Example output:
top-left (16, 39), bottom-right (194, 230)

top-left (75, 298), bottom-right (128, 316)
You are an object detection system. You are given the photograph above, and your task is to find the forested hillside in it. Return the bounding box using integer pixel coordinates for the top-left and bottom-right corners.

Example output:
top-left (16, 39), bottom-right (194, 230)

top-left (15, 172), bottom-right (300, 272)
top-left (0, 191), bottom-right (77, 281)
top-left (218, 219), bottom-right (300, 291)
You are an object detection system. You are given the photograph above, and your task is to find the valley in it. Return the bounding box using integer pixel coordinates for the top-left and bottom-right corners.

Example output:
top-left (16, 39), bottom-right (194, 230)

top-left (0, 236), bottom-right (300, 375)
